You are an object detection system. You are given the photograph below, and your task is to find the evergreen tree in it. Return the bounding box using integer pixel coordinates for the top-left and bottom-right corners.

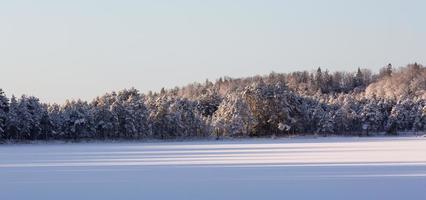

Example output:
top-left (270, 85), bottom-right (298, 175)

top-left (0, 89), bottom-right (9, 139)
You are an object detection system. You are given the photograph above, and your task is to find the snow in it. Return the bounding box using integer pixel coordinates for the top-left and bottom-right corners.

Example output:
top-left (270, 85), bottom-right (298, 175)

top-left (1, 137), bottom-right (426, 200)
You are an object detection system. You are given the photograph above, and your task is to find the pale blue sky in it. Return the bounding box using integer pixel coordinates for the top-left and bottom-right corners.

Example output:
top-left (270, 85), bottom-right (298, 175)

top-left (1, 0), bottom-right (425, 103)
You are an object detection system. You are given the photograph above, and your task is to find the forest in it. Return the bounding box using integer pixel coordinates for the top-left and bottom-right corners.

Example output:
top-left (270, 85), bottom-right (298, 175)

top-left (0, 63), bottom-right (425, 142)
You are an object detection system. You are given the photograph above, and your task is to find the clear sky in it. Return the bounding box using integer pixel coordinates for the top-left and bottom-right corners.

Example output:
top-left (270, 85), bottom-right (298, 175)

top-left (1, 0), bottom-right (425, 103)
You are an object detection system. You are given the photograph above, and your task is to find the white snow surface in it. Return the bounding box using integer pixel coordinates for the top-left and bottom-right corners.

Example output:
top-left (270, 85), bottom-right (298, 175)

top-left (1, 137), bottom-right (426, 200)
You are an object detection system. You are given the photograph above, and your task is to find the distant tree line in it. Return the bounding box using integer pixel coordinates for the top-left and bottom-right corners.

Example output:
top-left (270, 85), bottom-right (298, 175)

top-left (0, 63), bottom-right (425, 142)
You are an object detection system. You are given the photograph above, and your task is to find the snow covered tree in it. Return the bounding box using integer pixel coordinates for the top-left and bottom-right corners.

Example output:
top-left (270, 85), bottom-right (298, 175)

top-left (125, 94), bottom-right (150, 138)
top-left (243, 82), bottom-right (301, 136)
top-left (62, 100), bottom-right (94, 140)
top-left (385, 99), bottom-right (415, 134)
top-left (308, 103), bottom-right (328, 135)
top-left (13, 96), bottom-right (44, 140)
top-left (92, 100), bottom-right (116, 139)
top-left (111, 99), bottom-right (136, 139)
top-left (170, 98), bottom-right (207, 138)
top-left (213, 94), bottom-right (255, 137)
top-left (0, 89), bottom-right (9, 140)
top-left (4, 96), bottom-right (18, 140)
top-left (317, 111), bottom-right (335, 135)
top-left (47, 103), bottom-right (65, 139)
top-left (359, 100), bottom-right (385, 134)
top-left (366, 63), bottom-right (426, 100)
top-left (196, 90), bottom-right (221, 117)
top-left (412, 103), bottom-right (426, 131)
top-left (147, 95), bottom-right (171, 139)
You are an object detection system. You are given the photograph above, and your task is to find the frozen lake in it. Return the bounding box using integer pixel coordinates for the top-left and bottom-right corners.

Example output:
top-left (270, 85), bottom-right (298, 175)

top-left (1, 137), bottom-right (426, 200)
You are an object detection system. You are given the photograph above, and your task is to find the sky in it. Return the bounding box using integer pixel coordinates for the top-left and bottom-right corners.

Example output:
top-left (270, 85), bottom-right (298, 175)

top-left (1, 0), bottom-right (425, 103)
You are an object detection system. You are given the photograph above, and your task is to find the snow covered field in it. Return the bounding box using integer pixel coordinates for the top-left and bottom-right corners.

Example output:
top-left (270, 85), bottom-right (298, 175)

top-left (1, 137), bottom-right (426, 200)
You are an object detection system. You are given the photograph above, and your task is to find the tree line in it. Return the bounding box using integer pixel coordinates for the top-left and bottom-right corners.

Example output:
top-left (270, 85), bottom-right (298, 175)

top-left (0, 63), bottom-right (425, 142)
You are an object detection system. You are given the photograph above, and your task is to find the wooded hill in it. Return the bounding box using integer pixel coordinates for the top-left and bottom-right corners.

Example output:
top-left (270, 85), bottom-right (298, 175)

top-left (0, 63), bottom-right (425, 141)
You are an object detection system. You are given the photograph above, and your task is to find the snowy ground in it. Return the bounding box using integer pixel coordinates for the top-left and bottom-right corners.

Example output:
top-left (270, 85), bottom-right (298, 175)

top-left (1, 137), bottom-right (426, 200)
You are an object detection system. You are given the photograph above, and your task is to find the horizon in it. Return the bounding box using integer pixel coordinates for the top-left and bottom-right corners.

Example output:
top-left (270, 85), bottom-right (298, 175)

top-left (1, 0), bottom-right (426, 103)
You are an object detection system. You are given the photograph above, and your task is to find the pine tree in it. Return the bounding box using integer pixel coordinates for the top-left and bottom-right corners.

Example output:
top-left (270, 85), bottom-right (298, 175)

top-left (0, 89), bottom-right (9, 139)
top-left (5, 96), bottom-right (20, 140)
